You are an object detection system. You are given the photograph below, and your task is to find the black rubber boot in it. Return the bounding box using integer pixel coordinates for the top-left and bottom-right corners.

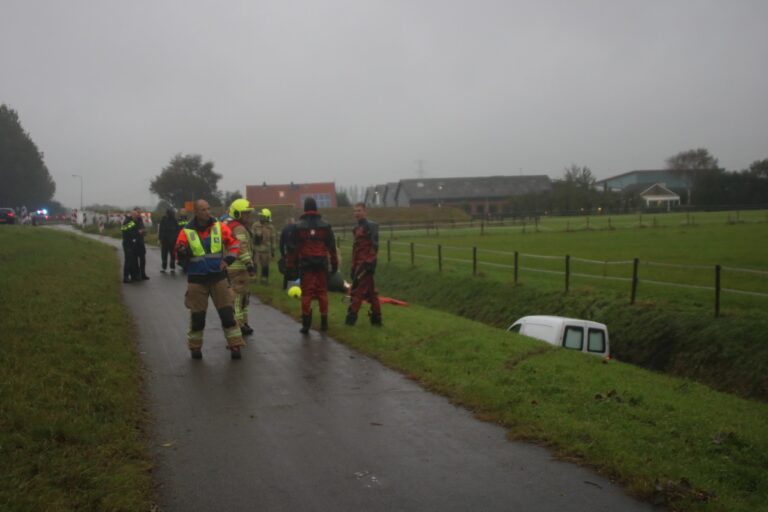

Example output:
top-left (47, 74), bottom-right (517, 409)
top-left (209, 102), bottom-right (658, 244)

top-left (241, 324), bottom-right (254, 336)
top-left (300, 313), bottom-right (312, 334)
top-left (345, 310), bottom-right (357, 326)
top-left (320, 315), bottom-right (328, 331)
top-left (190, 348), bottom-right (203, 359)
top-left (370, 311), bottom-right (382, 327)
top-left (230, 346), bottom-right (242, 360)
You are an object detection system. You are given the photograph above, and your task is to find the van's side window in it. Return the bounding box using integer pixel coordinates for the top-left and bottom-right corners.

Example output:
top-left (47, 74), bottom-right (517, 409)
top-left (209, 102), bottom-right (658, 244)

top-left (563, 326), bottom-right (583, 350)
top-left (588, 329), bottom-right (606, 353)
top-left (510, 324), bottom-right (521, 333)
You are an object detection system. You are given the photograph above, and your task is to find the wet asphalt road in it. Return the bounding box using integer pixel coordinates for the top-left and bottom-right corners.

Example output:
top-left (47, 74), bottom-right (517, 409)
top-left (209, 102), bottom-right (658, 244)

top-left (84, 230), bottom-right (658, 512)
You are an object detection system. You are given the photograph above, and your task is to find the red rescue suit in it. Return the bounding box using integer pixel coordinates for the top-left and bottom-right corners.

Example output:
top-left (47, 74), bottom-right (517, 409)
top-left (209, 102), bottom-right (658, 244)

top-left (349, 218), bottom-right (381, 316)
top-left (292, 210), bottom-right (338, 316)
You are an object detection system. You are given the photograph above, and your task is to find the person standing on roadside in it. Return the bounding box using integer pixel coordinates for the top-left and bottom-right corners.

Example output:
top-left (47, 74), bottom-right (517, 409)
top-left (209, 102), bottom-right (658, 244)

top-left (291, 197), bottom-right (338, 334)
top-left (346, 202), bottom-right (382, 326)
top-left (121, 211), bottom-right (140, 283)
top-left (279, 217), bottom-right (296, 290)
top-left (158, 208), bottom-right (181, 273)
top-left (252, 208), bottom-right (276, 284)
top-left (132, 208), bottom-right (149, 280)
top-left (223, 199), bottom-right (258, 337)
top-left (175, 199), bottom-right (245, 359)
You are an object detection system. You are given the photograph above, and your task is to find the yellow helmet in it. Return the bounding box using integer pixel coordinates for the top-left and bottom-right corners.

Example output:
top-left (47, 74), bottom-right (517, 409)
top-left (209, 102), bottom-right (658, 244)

top-left (229, 198), bottom-right (254, 219)
top-left (260, 208), bottom-right (272, 220)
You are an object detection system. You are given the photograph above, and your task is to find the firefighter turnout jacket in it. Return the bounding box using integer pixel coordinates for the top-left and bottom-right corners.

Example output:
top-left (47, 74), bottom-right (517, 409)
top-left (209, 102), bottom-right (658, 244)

top-left (224, 219), bottom-right (255, 271)
top-left (175, 218), bottom-right (240, 283)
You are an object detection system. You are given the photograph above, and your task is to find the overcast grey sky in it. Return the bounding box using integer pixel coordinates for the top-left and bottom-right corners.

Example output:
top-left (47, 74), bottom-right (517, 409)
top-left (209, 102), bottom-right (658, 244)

top-left (2, 0), bottom-right (767, 209)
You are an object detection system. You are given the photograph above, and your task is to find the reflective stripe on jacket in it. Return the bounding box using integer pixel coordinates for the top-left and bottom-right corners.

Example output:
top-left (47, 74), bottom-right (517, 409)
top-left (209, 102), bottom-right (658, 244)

top-left (182, 222), bottom-right (228, 276)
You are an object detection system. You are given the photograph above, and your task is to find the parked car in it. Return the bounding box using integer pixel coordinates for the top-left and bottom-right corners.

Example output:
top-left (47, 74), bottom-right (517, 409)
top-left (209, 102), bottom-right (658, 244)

top-left (0, 208), bottom-right (16, 224)
top-left (507, 315), bottom-right (610, 357)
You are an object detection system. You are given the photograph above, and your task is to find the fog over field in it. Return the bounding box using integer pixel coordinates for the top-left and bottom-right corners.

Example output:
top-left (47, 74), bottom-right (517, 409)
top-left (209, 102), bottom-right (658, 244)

top-left (2, 0), bottom-right (767, 208)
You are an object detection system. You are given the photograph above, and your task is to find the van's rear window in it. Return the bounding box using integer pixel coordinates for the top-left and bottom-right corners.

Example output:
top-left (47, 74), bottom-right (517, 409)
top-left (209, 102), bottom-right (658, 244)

top-left (563, 326), bottom-right (583, 350)
top-left (588, 329), bottom-right (606, 353)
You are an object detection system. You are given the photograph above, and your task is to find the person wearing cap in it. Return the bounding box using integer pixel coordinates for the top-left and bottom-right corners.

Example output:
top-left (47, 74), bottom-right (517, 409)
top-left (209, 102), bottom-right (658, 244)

top-left (175, 199), bottom-right (245, 360)
top-left (290, 197), bottom-right (338, 333)
top-left (251, 208), bottom-right (276, 284)
top-left (224, 199), bottom-right (258, 336)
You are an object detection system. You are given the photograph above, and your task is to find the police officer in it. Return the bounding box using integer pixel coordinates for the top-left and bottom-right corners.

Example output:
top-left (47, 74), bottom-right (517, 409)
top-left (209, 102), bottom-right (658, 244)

top-left (175, 199), bottom-right (245, 359)
top-left (121, 210), bottom-right (141, 283)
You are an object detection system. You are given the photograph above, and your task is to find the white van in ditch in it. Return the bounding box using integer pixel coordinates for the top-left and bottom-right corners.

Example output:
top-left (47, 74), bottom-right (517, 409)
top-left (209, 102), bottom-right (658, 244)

top-left (507, 316), bottom-right (610, 358)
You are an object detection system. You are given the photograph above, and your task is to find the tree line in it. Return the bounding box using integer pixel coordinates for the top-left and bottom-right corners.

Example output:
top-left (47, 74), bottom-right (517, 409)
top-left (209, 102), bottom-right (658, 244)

top-left (2, 104), bottom-right (766, 214)
top-left (505, 149), bottom-right (768, 216)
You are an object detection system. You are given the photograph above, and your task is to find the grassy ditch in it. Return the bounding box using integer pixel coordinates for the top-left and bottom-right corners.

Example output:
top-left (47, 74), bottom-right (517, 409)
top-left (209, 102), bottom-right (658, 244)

top-left (0, 226), bottom-right (154, 511)
top-left (252, 280), bottom-right (768, 512)
top-left (253, 286), bottom-right (768, 511)
top-left (371, 263), bottom-right (768, 402)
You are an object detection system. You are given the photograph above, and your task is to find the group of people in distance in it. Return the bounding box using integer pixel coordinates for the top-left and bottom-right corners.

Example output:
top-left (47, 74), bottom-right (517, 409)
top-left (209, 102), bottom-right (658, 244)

top-left (167, 196), bottom-right (381, 360)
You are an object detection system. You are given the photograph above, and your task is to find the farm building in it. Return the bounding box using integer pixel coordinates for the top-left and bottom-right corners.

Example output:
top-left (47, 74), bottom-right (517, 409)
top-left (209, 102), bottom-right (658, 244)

top-left (595, 170), bottom-right (687, 193)
top-left (245, 182), bottom-right (337, 209)
top-left (367, 175), bottom-right (551, 215)
top-left (363, 182), bottom-right (398, 207)
top-left (596, 170), bottom-right (690, 208)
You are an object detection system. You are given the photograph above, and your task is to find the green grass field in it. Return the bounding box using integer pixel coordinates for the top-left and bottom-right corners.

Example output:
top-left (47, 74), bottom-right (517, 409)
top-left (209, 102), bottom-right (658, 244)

top-left (0, 226), bottom-right (154, 511)
top-left (335, 212), bottom-right (768, 314)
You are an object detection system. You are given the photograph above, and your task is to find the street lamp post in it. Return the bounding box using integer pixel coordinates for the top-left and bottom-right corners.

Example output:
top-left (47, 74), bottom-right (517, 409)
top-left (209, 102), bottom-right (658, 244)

top-left (72, 174), bottom-right (83, 211)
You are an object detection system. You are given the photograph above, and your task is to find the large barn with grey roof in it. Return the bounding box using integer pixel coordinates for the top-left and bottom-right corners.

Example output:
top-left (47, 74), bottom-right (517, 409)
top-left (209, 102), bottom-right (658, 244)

top-left (367, 175), bottom-right (551, 216)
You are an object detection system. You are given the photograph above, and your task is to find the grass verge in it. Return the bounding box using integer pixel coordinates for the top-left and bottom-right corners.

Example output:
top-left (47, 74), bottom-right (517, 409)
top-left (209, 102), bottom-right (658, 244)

top-left (0, 226), bottom-right (154, 511)
top-left (370, 263), bottom-right (768, 402)
top-left (252, 279), bottom-right (768, 512)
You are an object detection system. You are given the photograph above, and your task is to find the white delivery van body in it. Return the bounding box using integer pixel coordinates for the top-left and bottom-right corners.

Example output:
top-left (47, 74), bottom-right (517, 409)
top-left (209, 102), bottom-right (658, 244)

top-left (507, 315), bottom-right (610, 358)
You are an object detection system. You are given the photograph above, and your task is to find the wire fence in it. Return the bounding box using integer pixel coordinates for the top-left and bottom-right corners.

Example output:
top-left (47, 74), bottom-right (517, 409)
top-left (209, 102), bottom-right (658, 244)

top-left (381, 240), bottom-right (768, 317)
top-left (333, 208), bottom-right (768, 240)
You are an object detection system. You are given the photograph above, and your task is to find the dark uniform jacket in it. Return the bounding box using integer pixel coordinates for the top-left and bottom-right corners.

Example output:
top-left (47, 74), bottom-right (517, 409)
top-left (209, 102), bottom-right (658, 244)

top-left (290, 211), bottom-right (338, 272)
top-left (351, 218), bottom-right (379, 274)
top-left (159, 213), bottom-right (181, 245)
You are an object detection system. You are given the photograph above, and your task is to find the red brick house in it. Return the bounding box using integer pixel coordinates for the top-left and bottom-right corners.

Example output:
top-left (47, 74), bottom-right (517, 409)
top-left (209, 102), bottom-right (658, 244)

top-left (245, 182), bottom-right (337, 209)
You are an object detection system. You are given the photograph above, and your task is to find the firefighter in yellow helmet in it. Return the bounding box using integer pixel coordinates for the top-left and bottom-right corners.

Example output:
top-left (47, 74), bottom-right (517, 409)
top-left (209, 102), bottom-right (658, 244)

top-left (252, 207), bottom-right (276, 284)
top-left (224, 199), bottom-right (258, 336)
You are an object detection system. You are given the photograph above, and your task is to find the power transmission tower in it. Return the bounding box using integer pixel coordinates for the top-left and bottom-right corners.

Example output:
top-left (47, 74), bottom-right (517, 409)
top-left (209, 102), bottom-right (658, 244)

top-left (415, 159), bottom-right (427, 179)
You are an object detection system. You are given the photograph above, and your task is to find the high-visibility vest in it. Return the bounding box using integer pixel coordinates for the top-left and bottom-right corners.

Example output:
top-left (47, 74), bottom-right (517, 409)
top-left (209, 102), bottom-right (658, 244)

top-left (183, 222), bottom-right (224, 275)
top-left (121, 220), bottom-right (136, 231)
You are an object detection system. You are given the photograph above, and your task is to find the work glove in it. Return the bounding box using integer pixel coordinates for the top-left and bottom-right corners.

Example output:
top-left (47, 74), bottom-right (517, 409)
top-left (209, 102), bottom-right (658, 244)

top-left (176, 245), bottom-right (189, 260)
top-left (246, 263), bottom-right (256, 276)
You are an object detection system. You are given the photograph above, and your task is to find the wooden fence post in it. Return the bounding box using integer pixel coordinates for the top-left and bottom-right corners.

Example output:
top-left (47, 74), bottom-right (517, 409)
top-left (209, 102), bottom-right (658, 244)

top-left (410, 242), bottom-right (415, 267)
top-left (387, 239), bottom-right (391, 263)
top-left (631, 258), bottom-right (639, 304)
top-left (715, 264), bottom-right (721, 317)
top-left (472, 246), bottom-right (477, 276)
top-left (514, 251), bottom-right (519, 284)
top-left (565, 254), bottom-right (570, 293)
